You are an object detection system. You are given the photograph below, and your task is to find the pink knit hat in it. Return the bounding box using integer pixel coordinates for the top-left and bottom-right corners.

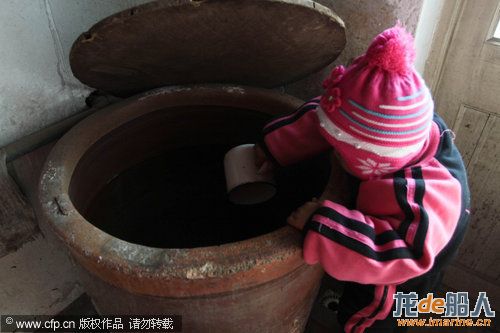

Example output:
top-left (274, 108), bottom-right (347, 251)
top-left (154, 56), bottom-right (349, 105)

top-left (317, 25), bottom-right (434, 179)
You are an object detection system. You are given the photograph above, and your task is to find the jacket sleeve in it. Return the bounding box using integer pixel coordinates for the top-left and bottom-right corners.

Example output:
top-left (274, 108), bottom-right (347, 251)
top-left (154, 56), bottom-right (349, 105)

top-left (302, 166), bottom-right (464, 285)
top-left (259, 96), bottom-right (331, 166)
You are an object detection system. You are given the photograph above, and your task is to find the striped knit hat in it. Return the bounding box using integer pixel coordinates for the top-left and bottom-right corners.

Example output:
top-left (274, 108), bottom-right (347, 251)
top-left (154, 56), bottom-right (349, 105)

top-left (317, 25), bottom-right (434, 179)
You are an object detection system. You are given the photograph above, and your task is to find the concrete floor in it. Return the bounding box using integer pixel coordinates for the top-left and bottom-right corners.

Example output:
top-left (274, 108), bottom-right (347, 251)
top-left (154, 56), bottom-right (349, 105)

top-left (0, 234), bottom-right (82, 315)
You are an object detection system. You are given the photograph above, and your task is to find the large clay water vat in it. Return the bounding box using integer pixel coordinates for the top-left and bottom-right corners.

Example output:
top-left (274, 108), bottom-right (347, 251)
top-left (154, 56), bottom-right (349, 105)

top-left (36, 85), bottom-right (329, 332)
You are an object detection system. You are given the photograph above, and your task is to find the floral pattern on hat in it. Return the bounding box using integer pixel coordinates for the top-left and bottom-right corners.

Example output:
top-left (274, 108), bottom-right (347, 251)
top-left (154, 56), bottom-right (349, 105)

top-left (356, 158), bottom-right (395, 176)
top-left (322, 65), bottom-right (346, 89)
top-left (321, 87), bottom-right (342, 114)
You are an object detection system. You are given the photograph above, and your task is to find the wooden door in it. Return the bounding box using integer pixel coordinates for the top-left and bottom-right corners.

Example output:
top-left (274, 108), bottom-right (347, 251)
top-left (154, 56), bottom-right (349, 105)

top-left (432, 0), bottom-right (500, 307)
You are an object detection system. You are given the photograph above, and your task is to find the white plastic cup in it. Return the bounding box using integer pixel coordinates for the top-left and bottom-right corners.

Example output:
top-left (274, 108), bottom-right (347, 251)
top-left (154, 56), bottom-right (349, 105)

top-left (224, 144), bottom-right (276, 205)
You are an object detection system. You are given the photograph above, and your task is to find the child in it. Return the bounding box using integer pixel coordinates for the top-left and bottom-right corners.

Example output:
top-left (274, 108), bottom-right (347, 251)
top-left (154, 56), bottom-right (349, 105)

top-left (255, 25), bottom-right (470, 332)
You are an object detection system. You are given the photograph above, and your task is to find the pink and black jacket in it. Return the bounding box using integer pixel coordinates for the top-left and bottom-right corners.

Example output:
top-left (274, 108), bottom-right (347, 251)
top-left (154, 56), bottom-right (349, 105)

top-left (260, 98), bottom-right (470, 332)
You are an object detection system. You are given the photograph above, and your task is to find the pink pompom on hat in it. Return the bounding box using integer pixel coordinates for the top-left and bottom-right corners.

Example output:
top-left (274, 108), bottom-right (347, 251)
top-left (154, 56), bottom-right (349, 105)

top-left (317, 24), bottom-right (434, 179)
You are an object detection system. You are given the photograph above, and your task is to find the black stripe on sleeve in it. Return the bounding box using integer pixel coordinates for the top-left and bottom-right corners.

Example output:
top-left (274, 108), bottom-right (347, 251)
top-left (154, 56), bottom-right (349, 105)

top-left (351, 286), bottom-right (389, 332)
top-left (314, 206), bottom-right (401, 245)
top-left (375, 230), bottom-right (403, 245)
top-left (394, 169), bottom-right (414, 240)
top-left (368, 286), bottom-right (389, 318)
top-left (307, 221), bottom-right (416, 261)
top-left (262, 101), bottom-right (319, 135)
top-left (411, 166), bottom-right (429, 258)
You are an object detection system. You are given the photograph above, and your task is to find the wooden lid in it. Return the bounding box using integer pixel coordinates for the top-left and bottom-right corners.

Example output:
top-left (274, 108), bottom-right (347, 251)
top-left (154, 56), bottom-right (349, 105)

top-left (70, 0), bottom-right (346, 97)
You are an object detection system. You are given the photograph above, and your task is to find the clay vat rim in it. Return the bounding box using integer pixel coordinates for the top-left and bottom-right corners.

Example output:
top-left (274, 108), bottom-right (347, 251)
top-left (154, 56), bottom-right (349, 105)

top-left (36, 84), bottom-right (313, 297)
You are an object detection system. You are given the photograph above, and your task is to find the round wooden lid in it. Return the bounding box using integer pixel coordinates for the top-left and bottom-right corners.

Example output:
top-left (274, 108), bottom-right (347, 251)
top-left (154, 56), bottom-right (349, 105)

top-left (70, 0), bottom-right (346, 97)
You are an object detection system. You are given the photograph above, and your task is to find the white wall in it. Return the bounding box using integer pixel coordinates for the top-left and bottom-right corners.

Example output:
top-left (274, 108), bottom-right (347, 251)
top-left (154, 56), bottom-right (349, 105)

top-left (414, 0), bottom-right (446, 76)
top-left (0, 0), bottom-right (152, 315)
top-left (0, 0), bottom-right (151, 147)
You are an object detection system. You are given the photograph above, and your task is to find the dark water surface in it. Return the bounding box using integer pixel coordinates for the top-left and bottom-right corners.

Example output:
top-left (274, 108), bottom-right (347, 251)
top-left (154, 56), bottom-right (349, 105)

top-left (85, 145), bottom-right (329, 248)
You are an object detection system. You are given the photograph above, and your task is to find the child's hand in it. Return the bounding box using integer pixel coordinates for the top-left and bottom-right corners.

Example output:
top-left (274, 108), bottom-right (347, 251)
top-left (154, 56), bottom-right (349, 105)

top-left (287, 198), bottom-right (320, 230)
top-left (254, 144), bottom-right (274, 174)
